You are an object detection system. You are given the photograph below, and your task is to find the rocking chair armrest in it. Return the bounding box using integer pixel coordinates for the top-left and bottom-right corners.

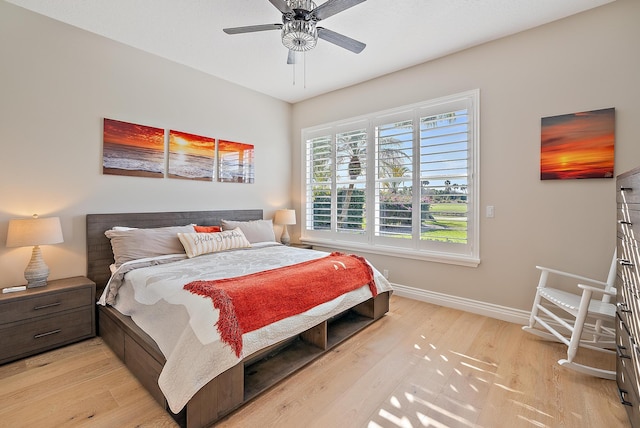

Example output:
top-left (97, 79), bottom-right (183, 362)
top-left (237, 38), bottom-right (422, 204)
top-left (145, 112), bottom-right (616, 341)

top-left (535, 265), bottom-right (608, 287)
top-left (577, 283), bottom-right (616, 296)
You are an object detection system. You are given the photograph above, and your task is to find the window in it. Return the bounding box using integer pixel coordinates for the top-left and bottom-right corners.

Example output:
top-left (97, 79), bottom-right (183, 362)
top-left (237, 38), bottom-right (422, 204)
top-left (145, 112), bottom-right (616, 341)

top-left (302, 90), bottom-right (479, 266)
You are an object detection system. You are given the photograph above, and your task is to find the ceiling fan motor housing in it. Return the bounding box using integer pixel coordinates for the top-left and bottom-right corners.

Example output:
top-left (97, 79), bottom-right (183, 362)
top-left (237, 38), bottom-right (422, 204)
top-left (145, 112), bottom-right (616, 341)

top-left (223, 0), bottom-right (367, 57)
top-left (282, 0), bottom-right (318, 51)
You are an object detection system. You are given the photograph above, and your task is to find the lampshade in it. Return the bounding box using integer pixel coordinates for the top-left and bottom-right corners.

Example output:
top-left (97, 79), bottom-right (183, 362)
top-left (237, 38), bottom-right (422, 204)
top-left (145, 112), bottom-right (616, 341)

top-left (274, 209), bottom-right (296, 225)
top-left (7, 215), bottom-right (63, 247)
top-left (6, 215), bottom-right (63, 288)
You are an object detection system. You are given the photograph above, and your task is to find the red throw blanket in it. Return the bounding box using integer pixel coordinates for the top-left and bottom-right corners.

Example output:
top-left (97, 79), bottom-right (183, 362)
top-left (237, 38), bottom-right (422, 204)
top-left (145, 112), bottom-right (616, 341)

top-left (184, 252), bottom-right (377, 357)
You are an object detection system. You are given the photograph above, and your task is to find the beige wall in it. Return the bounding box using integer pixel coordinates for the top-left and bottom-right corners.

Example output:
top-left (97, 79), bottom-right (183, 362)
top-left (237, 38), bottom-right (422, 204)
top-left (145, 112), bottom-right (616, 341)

top-left (291, 0), bottom-right (640, 313)
top-left (1, 0), bottom-right (638, 317)
top-left (0, 1), bottom-right (292, 288)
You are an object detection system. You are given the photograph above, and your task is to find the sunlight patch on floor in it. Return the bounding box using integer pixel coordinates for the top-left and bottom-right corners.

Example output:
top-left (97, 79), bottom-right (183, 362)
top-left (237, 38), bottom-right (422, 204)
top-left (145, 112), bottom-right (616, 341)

top-left (390, 396), bottom-right (402, 409)
top-left (517, 414), bottom-right (548, 427)
top-left (363, 323), bottom-right (600, 428)
top-left (494, 383), bottom-right (522, 393)
top-left (450, 350), bottom-right (499, 368)
top-left (416, 412), bottom-right (451, 428)
top-left (375, 409), bottom-right (413, 427)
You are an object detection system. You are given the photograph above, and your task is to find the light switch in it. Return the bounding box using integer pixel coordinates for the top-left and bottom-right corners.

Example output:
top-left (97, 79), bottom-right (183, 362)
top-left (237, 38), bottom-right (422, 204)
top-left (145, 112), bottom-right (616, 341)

top-left (486, 205), bottom-right (495, 218)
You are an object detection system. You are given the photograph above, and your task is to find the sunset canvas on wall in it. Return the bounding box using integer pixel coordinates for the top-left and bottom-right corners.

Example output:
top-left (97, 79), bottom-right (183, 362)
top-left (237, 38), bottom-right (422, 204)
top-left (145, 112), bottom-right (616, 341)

top-left (540, 108), bottom-right (615, 180)
top-left (168, 130), bottom-right (216, 181)
top-left (218, 140), bottom-right (255, 183)
top-left (103, 118), bottom-right (165, 178)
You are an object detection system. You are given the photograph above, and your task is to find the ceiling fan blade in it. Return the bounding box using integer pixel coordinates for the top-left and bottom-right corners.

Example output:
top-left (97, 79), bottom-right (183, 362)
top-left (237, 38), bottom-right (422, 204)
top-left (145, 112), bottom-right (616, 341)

top-left (287, 50), bottom-right (296, 65)
top-left (268, 0), bottom-right (293, 14)
top-left (317, 27), bottom-right (366, 53)
top-left (312, 0), bottom-right (367, 21)
top-left (223, 23), bottom-right (283, 34)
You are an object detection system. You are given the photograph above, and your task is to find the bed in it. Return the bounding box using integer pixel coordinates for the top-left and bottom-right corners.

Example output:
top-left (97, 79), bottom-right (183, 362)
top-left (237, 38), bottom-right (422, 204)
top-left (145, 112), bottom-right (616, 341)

top-left (86, 209), bottom-right (392, 428)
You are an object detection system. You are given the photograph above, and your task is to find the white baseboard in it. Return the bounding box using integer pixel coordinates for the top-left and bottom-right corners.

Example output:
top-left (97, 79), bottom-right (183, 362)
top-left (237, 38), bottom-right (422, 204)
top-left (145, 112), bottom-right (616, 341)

top-left (391, 282), bottom-right (531, 325)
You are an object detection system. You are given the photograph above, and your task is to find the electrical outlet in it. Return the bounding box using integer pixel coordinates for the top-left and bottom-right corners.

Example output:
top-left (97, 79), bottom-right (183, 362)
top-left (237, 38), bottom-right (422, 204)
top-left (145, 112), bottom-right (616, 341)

top-left (383, 269), bottom-right (389, 279)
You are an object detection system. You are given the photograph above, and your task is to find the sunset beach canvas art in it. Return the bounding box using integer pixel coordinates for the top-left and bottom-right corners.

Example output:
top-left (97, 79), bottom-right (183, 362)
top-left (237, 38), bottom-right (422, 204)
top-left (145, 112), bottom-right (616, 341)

top-left (218, 140), bottom-right (255, 183)
top-left (540, 108), bottom-right (615, 180)
top-left (103, 118), bottom-right (165, 178)
top-left (168, 130), bottom-right (216, 181)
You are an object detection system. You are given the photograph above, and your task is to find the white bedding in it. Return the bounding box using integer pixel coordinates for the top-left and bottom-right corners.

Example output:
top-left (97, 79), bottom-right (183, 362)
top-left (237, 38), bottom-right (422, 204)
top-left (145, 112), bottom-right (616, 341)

top-left (97, 244), bottom-right (393, 413)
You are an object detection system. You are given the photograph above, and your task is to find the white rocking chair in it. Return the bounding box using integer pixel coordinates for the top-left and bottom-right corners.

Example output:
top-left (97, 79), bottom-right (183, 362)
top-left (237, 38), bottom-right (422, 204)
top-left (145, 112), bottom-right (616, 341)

top-left (522, 251), bottom-right (618, 379)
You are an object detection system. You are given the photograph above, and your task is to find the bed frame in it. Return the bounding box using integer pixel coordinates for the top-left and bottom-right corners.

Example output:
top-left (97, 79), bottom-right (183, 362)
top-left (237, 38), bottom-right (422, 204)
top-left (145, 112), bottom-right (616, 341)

top-left (86, 209), bottom-right (390, 428)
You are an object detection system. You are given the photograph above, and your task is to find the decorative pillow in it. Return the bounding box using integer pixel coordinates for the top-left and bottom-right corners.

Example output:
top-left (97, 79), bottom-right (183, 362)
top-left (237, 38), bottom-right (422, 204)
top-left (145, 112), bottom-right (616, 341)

top-left (220, 219), bottom-right (275, 243)
top-left (177, 228), bottom-right (251, 258)
top-left (194, 225), bottom-right (221, 233)
top-left (105, 225), bottom-right (195, 267)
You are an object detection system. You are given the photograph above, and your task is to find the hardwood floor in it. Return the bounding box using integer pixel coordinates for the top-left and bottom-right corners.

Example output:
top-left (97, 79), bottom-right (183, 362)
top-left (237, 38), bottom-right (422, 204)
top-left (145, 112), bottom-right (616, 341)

top-left (0, 295), bottom-right (629, 427)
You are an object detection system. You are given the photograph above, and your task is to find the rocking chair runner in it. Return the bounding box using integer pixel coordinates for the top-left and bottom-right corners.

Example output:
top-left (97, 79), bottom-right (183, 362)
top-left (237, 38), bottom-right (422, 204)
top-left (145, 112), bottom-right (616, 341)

top-left (522, 251), bottom-right (618, 379)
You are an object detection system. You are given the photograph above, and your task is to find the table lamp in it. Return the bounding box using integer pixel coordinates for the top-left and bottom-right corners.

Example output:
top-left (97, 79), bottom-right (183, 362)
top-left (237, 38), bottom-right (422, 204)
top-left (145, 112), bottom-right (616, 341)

top-left (6, 214), bottom-right (64, 288)
top-left (274, 209), bottom-right (296, 245)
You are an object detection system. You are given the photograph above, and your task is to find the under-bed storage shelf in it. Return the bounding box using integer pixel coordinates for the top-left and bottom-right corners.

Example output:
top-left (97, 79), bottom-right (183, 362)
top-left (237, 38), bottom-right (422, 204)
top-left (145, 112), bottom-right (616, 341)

top-left (244, 336), bottom-right (325, 400)
top-left (98, 291), bottom-right (390, 428)
top-left (243, 302), bottom-right (382, 402)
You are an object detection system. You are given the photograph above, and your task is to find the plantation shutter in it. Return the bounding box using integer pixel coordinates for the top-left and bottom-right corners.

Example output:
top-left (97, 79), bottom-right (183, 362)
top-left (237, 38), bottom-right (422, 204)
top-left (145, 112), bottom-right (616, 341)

top-left (305, 134), bottom-right (332, 231)
top-left (374, 118), bottom-right (414, 240)
top-left (419, 108), bottom-right (470, 245)
top-left (335, 128), bottom-right (367, 234)
top-left (300, 90), bottom-right (479, 266)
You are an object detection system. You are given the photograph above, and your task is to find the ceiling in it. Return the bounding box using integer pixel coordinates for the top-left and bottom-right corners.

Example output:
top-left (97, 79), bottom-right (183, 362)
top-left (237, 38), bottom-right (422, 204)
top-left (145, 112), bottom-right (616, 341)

top-left (7, 0), bottom-right (614, 103)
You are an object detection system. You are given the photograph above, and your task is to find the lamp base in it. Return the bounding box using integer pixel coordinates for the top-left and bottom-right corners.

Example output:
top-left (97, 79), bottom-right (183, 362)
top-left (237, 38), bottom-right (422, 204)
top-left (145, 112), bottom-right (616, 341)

top-left (25, 278), bottom-right (47, 288)
top-left (281, 225), bottom-right (291, 246)
top-left (24, 245), bottom-right (50, 288)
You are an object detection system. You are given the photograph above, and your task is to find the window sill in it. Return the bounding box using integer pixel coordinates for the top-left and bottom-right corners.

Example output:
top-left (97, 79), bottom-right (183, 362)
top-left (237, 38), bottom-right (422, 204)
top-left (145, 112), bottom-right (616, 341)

top-left (299, 238), bottom-right (480, 267)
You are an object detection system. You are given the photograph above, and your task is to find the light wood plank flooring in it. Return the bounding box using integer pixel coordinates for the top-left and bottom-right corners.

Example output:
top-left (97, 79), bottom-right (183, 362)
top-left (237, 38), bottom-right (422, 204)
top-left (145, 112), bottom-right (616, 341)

top-left (0, 295), bottom-right (629, 427)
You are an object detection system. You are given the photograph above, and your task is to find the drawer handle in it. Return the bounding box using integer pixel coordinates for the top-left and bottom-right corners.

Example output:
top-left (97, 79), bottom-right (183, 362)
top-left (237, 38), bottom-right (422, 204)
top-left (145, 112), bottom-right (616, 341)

top-left (618, 220), bottom-right (633, 225)
top-left (619, 388), bottom-right (633, 406)
top-left (620, 187), bottom-right (633, 192)
top-left (617, 344), bottom-right (631, 359)
top-left (619, 259), bottom-right (634, 267)
top-left (617, 312), bottom-right (632, 335)
top-left (33, 302), bottom-right (61, 310)
top-left (34, 329), bottom-right (61, 339)
top-left (618, 302), bottom-right (632, 313)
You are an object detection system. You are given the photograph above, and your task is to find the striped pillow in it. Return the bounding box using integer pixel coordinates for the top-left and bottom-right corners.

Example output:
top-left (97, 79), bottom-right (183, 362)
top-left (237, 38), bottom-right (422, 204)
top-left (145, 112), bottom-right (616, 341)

top-left (177, 228), bottom-right (251, 258)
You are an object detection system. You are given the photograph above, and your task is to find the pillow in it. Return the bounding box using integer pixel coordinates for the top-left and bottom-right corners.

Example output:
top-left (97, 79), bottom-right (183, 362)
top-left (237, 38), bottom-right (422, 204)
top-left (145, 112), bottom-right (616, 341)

top-left (178, 228), bottom-right (251, 258)
top-left (194, 225), bottom-right (221, 233)
top-left (220, 219), bottom-right (275, 243)
top-left (105, 224), bottom-right (195, 267)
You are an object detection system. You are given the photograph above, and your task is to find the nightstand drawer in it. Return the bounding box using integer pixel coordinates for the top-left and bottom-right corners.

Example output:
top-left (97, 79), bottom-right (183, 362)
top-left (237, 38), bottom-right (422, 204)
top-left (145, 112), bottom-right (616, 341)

top-left (0, 307), bottom-right (94, 364)
top-left (0, 287), bottom-right (92, 325)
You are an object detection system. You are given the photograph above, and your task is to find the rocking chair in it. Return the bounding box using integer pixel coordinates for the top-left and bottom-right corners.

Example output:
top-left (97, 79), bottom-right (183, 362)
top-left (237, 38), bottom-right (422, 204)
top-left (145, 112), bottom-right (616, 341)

top-left (522, 251), bottom-right (618, 379)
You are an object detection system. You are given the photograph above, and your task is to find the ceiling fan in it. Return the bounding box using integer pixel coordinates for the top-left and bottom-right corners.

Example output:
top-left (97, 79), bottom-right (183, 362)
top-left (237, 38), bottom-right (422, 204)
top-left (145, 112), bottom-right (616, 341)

top-left (223, 0), bottom-right (367, 64)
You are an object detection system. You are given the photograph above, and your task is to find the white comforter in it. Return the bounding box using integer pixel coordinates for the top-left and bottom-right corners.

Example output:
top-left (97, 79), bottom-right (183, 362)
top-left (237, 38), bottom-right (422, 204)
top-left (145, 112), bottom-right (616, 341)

top-left (98, 244), bottom-right (392, 413)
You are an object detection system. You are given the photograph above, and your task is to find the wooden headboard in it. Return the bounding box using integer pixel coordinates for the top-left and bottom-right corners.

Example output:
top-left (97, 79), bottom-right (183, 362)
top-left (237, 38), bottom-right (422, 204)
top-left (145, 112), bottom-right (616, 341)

top-left (86, 209), bottom-right (263, 297)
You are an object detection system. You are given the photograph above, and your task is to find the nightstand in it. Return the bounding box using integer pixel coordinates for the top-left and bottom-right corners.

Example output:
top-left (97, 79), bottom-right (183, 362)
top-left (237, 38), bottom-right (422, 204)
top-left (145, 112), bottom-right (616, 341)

top-left (0, 276), bottom-right (96, 364)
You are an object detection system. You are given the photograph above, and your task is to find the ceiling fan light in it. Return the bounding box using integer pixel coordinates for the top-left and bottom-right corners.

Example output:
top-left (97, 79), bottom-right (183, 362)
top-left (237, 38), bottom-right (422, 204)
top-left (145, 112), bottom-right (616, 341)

top-left (287, 0), bottom-right (316, 10)
top-left (282, 20), bottom-right (317, 52)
